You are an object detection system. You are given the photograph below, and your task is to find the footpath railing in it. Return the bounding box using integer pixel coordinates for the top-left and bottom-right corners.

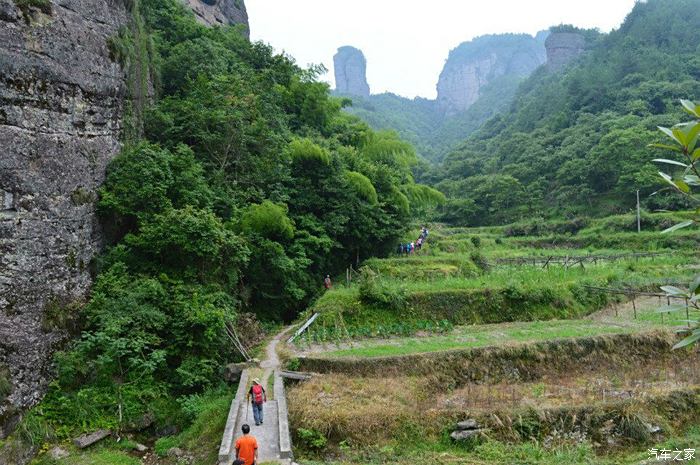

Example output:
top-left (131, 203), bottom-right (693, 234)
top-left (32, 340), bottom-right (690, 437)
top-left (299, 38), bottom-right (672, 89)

top-left (217, 368), bottom-right (294, 464)
top-left (275, 370), bottom-right (293, 460)
top-left (218, 369), bottom-right (250, 464)
top-left (582, 285), bottom-right (694, 323)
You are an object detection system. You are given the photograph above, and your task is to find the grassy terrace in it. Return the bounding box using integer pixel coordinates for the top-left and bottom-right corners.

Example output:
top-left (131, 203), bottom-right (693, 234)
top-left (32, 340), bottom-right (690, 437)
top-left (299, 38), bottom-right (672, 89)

top-left (308, 319), bottom-right (670, 359)
top-left (296, 426), bottom-right (700, 465)
top-left (288, 216), bottom-right (700, 465)
top-left (296, 214), bottom-right (698, 347)
top-left (303, 251), bottom-right (696, 342)
top-left (365, 256), bottom-right (693, 291)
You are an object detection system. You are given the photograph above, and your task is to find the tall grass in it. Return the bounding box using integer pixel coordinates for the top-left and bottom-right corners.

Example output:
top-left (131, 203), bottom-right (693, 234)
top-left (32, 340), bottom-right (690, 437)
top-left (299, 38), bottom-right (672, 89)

top-left (307, 219), bottom-right (697, 342)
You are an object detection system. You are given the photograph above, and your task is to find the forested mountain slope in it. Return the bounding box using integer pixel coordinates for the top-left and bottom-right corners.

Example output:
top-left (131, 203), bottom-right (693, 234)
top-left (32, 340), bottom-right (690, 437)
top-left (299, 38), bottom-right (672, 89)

top-left (341, 33), bottom-right (547, 162)
top-left (426, 0), bottom-right (700, 225)
top-left (0, 0), bottom-right (443, 448)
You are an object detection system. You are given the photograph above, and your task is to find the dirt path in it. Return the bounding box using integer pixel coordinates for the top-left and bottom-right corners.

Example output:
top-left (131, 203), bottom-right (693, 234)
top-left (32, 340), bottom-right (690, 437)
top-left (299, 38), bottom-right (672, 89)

top-left (260, 329), bottom-right (285, 394)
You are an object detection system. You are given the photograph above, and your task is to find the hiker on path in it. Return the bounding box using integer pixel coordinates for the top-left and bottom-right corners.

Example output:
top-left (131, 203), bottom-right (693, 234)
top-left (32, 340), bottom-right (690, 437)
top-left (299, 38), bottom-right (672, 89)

top-left (247, 378), bottom-right (267, 426)
top-left (324, 274), bottom-right (332, 290)
top-left (235, 424), bottom-right (258, 465)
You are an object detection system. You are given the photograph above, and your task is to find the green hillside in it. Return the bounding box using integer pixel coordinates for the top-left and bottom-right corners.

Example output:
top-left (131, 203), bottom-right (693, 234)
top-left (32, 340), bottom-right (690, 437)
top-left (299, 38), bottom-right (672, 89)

top-left (342, 34), bottom-right (546, 162)
top-left (343, 93), bottom-right (440, 159)
top-left (6, 0), bottom-right (700, 464)
top-left (427, 0), bottom-right (700, 225)
top-left (5, 0), bottom-right (442, 445)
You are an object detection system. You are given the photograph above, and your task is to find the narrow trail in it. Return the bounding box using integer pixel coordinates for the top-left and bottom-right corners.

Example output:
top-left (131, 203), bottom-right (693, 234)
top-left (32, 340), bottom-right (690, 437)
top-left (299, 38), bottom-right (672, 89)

top-left (260, 330), bottom-right (284, 393)
top-left (231, 328), bottom-right (291, 464)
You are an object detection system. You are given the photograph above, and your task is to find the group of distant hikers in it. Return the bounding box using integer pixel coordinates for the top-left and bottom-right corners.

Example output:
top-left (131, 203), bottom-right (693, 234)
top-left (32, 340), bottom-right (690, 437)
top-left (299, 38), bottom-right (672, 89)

top-left (320, 227), bottom-right (430, 295)
top-left (233, 377), bottom-right (267, 465)
top-left (397, 225), bottom-right (429, 255)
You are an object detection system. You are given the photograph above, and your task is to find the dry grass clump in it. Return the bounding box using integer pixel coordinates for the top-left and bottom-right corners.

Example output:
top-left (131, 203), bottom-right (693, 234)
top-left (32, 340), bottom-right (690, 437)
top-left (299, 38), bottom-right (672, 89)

top-left (287, 373), bottom-right (700, 452)
top-left (298, 331), bottom-right (680, 388)
top-left (287, 374), bottom-right (432, 444)
top-left (439, 358), bottom-right (700, 413)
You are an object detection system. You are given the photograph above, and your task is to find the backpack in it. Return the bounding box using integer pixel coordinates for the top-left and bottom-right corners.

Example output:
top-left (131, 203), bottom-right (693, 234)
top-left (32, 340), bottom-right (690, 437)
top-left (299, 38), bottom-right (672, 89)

top-left (252, 384), bottom-right (264, 404)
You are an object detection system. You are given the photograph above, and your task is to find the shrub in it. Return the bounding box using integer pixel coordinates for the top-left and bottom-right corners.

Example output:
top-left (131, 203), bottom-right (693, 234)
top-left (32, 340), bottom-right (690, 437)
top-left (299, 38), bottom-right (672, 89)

top-left (358, 269), bottom-right (406, 311)
top-left (13, 0), bottom-right (51, 20)
top-left (154, 436), bottom-right (179, 457)
top-left (296, 427), bottom-right (328, 450)
top-left (288, 138), bottom-right (330, 165)
top-left (503, 217), bottom-right (589, 237)
top-left (470, 236), bottom-right (482, 247)
top-left (240, 200), bottom-right (294, 241)
top-left (469, 251), bottom-right (489, 271)
top-left (345, 171), bottom-right (378, 205)
top-left (41, 296), bottom-right (82, 333)
top-left (0, 364), bottom-right (12, 402)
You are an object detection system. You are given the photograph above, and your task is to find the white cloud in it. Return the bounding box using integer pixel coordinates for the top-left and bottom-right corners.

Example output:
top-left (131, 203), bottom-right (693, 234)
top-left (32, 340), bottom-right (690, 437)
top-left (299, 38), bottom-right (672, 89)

top-left (247, 0), bottom-right (638, 99)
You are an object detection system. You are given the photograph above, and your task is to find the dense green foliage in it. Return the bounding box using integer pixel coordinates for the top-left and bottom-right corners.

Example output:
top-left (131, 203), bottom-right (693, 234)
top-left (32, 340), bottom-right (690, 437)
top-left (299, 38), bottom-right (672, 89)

top-left (34, 0), bottom-right (438, 435)
top-left (426, 0), bottom-right (700, 225)
top-left (305, 219), bottom-right (698, 344)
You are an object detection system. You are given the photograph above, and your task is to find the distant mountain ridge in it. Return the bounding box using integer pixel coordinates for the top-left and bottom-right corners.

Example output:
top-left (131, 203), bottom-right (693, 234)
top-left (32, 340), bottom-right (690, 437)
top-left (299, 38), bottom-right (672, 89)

top-left (334, 32), bottom-right (554, 162)
top-left (436, 33), bottom-right (547, 116)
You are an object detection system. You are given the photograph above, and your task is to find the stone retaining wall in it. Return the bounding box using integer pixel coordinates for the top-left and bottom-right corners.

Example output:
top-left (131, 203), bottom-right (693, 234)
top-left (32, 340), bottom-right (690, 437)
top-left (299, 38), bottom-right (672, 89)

top-left (218, 369), bottom-right (249, 464)
top-left (297, 331), bottom-right (683, 387)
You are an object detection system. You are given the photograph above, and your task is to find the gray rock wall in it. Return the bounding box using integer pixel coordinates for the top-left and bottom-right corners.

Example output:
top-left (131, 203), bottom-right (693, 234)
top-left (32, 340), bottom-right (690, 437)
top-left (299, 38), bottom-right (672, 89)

top-left (0, 0), bottom-right (128, 437)
top-left (334, 46), bottom-right (370, 98)
top-left (182, 0), bottom-right (248, 36)
top-left (436, 54), bottom-right (499, 116)
top-left (436, 35), bottom-right (546, 116)
top-left (545, 32), bottom-right (585, 71)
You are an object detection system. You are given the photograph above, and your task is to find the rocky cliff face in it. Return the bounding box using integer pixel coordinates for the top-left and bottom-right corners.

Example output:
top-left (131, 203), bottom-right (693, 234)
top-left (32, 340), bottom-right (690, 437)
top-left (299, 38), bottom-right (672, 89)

top-left (545, 32), bottom-right (585, 71)
top-left (0, 0), bottom-right (129, 438)
top-left (436, 34), bottom-right (546, 116)
top-left (0, 0), bottom-right (249, 445)
top-left (334, 46), bottom-right (370, 98)
top-left (182, 0), bottom-right (249, 36)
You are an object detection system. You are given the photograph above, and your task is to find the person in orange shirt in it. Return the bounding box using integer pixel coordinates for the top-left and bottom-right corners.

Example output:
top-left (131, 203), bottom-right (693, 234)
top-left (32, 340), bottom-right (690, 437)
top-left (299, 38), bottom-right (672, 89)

top-left (235, 424), bottom-right (258, 465)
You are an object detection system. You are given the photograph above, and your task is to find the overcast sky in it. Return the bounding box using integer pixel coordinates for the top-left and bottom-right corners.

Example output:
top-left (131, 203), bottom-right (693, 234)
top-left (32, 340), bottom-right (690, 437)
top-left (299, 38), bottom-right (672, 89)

top-left (247, 0), bottom-right (639, 99)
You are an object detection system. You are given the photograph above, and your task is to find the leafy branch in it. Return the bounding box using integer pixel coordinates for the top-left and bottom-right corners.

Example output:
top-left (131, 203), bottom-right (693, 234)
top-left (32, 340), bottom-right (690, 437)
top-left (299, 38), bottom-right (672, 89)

top-left (650, 99), bottom-right (700, 349)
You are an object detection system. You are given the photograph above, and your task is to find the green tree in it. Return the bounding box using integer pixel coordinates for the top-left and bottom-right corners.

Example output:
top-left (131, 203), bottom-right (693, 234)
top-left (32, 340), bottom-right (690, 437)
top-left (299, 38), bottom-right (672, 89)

top-left (651, 99), bottom-right (700, 348)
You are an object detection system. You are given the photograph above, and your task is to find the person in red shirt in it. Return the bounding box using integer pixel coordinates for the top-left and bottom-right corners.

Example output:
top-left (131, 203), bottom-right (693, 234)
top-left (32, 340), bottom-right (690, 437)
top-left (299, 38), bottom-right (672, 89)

top-left (324, 275), bottom-right (332, 290)
top-left (247, 378), bottom-right (267, 426)
top-left (235, 424), bottom-right (258, 465)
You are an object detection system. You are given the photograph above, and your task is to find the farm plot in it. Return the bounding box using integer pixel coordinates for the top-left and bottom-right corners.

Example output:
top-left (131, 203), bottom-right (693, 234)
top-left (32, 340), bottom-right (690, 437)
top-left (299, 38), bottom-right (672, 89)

top-left (286, 218), bottom-right (700, 465)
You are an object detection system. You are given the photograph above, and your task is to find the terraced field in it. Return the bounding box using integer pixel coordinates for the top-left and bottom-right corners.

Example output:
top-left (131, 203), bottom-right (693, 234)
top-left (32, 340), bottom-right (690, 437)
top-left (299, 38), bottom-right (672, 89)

top-left (284, 215), bottom-right (700, 465)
